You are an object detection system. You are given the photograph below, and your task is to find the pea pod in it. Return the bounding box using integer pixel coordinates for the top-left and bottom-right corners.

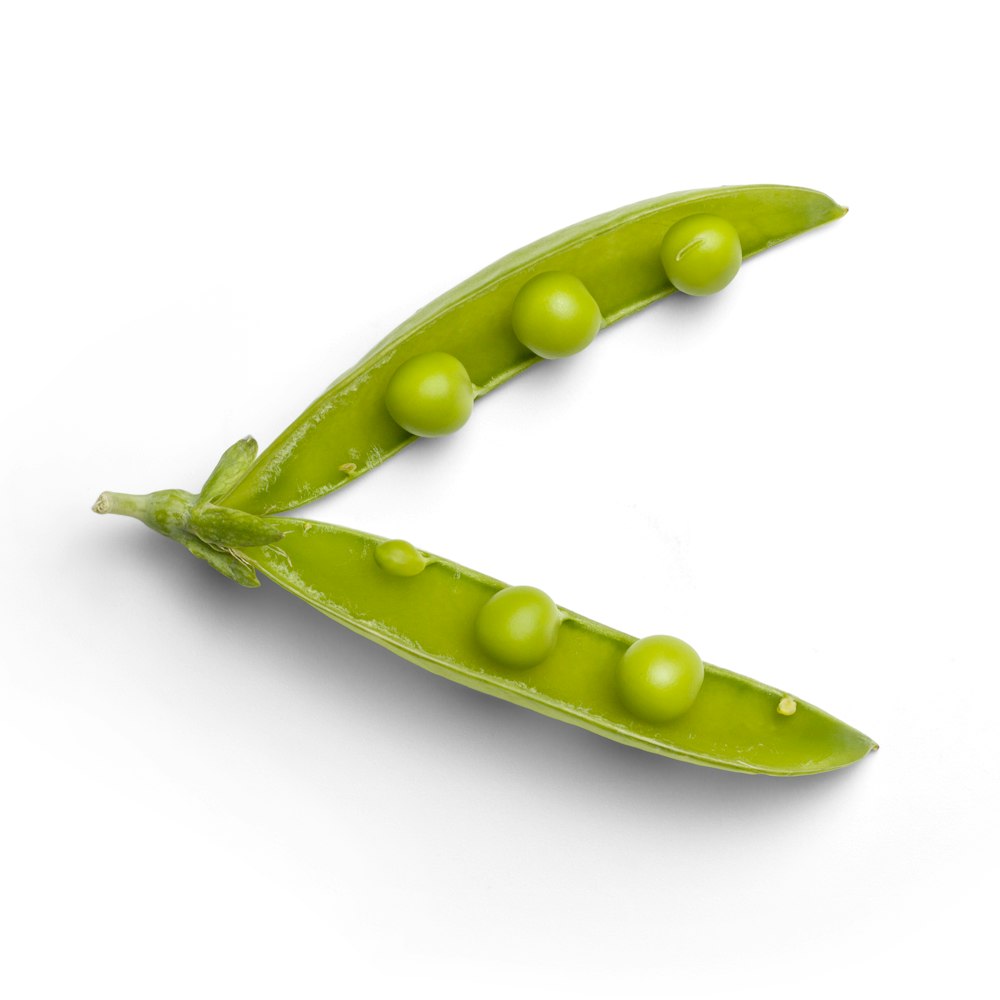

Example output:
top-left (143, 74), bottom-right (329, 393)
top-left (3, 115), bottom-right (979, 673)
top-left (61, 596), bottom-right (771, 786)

top-left (95, 187), bottom-right (874, 776)
top-left (239, 519), bottom-right (875, 776)
top-left (222, 185), bottom-right (846, 515)
top-left (94, 483), bottom-right (874, 774)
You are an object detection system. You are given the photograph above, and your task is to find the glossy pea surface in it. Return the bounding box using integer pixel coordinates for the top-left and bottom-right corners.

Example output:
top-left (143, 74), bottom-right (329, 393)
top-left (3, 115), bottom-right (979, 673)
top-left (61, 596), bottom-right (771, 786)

top-left (384, 352), bottom-right (474, 437)
top-left (374, 539), bottom-right (427, 577)
top-left (511, 271), bottom-right (602, 359)
top-left (616, 635), bottom-right (705, 722)
top-left (243, 520), bottom-right (877, 776)
top-left (659, 214), bottom-right (742, 296)
top-left (223, 186), bottom-right (847, 515)
top-left (475, 585), bottom-right (561, 668)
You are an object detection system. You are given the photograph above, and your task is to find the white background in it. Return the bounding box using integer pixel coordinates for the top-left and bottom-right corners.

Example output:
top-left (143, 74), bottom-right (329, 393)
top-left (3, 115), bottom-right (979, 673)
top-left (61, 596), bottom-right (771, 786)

top-left (2, 2), bottom-right (998, 996)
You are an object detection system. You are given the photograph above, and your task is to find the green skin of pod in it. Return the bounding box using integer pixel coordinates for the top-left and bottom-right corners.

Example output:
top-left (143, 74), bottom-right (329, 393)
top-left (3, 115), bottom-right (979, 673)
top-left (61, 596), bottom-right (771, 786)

top-left (222, 185), bottom-right (847, 516)
top-left (238, 520), bottom-right (877, 777)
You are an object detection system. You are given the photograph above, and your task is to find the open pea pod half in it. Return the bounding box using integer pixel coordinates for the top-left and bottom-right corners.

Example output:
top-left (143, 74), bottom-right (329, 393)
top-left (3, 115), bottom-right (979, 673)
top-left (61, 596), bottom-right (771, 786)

top-left (92, 480), bottom-right (875, 774)
top-left (223, 184), bottom-right (846, 515)
top-left (233, 519), bottom-right (874, 776)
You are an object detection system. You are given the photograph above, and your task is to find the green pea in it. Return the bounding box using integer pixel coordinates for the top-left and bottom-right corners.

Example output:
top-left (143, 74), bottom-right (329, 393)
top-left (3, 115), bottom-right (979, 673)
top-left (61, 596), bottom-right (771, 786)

top-left (510, 271), bottom-right (603, 359)
top-left (374, 539), bottom-right (427, 577)
top-left (385, 352), bottom-right (474, 437)
top-left (659, 214), bottom-right (742, 296)
top-left (616, 635), bottom-right (704, 722)
top-left (475, 585), bottom-right (562, 669)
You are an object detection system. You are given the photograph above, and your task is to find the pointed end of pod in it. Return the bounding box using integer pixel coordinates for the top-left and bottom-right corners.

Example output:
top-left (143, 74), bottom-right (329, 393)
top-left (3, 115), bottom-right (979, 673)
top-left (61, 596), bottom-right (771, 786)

top-left (813, 191), bottom-right (848, 223)
top-left (849, 735), bottom-right (879, 768)
top-left (857, 725), bottom-right (878, 754)
top-left (819, 198), bottom-right (848, 223)
top-left (852, 729), bottom-right (880, 762)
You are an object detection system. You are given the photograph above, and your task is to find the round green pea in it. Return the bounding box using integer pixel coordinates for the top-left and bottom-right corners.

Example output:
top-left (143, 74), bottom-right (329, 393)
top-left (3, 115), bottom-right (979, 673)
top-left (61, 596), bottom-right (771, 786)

top-left (385, 352), bottom-right (474, 437)
top-left (510, 271), bottom-right (603, 359)
top-left (616, 635), bottom-right (704, 723)
top-left (374, 539), bottom-right (427, 577)
top-left (659, 214), bottom-right (742, 296)
top-left (475, 585), bottom-right (562, 669)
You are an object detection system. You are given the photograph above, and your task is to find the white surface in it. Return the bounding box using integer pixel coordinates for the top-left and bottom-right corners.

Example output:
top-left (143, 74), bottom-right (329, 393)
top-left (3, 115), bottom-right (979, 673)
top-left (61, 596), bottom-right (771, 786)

top-left (2, 2), bottom-right (998, 996)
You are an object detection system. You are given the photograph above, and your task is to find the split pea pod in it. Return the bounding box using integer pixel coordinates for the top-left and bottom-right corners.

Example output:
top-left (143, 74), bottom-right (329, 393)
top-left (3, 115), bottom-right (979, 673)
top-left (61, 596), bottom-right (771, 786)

top-left (223, 185), bottom-right (846, 515)
top-left (93, 478), bottom-right (876, 774)
top-left (235, 519), bottom-right (875, 776)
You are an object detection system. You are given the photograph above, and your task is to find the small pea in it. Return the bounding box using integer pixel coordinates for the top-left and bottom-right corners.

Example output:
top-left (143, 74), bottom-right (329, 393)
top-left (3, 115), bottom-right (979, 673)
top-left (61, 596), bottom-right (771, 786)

top-left (777, 696), bottom-right (797, 716)
top-left (616, 635), bottom-right (704, 723)
top-left (510, 271), bottom-right (603, 359)
top-left (659, 214), bottom-right (742, 296)
top-left (475, 585), bottom-right (562, 669)
top-left (374, 539), bottom-right (428, 577)
top-left (385, 352), bottom-right (475, 437)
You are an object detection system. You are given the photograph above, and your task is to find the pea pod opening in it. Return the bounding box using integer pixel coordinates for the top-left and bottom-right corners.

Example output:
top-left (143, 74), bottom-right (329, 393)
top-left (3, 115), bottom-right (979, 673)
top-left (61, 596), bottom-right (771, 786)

top-left (222, 185), bottom-right (847, 515)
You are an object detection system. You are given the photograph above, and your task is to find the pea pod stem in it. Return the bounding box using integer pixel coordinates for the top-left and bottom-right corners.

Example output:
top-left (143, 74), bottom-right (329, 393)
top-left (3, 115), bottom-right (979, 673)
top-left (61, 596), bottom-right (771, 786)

top-left (92, 491), bottom-right (153, 519)
top-left (222, 185), bottom-right (847, 515)
top-left (93, 437), bottom-right (287, 588)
